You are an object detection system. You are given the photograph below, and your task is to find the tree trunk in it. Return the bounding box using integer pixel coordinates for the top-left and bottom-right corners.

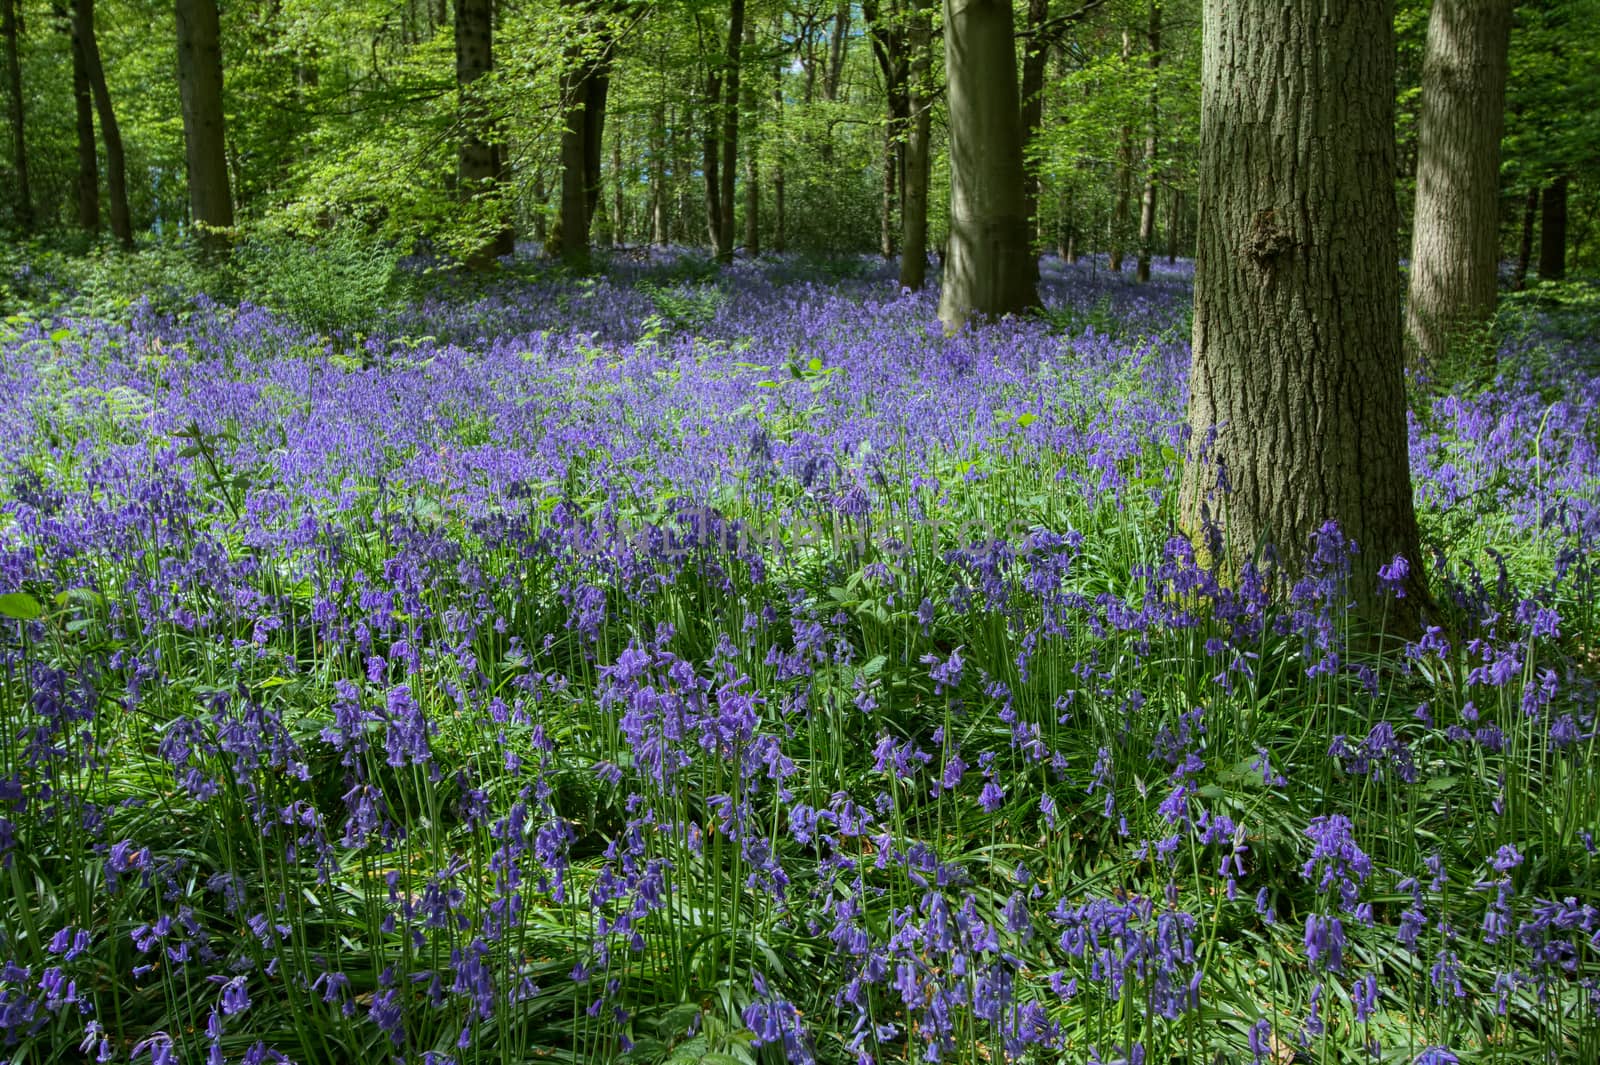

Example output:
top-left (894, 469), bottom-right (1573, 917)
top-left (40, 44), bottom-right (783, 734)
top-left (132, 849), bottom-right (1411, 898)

top-left (1019, 0), bottom-right (1048, 278)
top-left (68, 9), bottom-right (98, 232)
top-left (703, 60), bottom-right (721, 251)
top-left (532, 169), bottom-right (547, 248)
top-left (1538, 175), bottom-right (1567, 281)
top-left (175, 0), bottom-right (233, 254)
top-left (455, 0), bottom-right (512, 268)
top-left (76, 0), bottom-right (130, 247)
top-left (1166, 186), bottom-right (1182, 263)
top-left (716, 0), bottom-right (744, 263)
top-left (3, 0), bottom-right (30, 232)
top-left (557, 4), bottom-right (611, 269)
top-left (772, 55), bottom-right (786, 253)
top-left (742, 21), bottom-right (759, 255)
top-left (650, 103), bottom-right (667, 245)
top-left (898, 0), bottom-right (933, 290)
top-left (1134, 2), bottom-right (1161, 283)
top-left (1109, 29), bottom-right (1133, 273)
top-left (609, 117), bottom-right (623, 245)
top-left (1404, 0), bottom-right (1512, 371)
top-left (937, 0), bottom-right (1041, 330)
top-left (1180, 0), bottom-right (1425, 622)
top-left (1513, 186), bottom-right (1537, 290)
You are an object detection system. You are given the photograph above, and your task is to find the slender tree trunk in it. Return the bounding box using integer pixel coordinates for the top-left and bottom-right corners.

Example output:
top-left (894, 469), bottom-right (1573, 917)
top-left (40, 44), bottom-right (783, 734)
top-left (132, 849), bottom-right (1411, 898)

top-left (703, 60), bottom-right (721, 251)
top-left (1513, 186), bottom-right (1537, 289)
top-left (1166, 186), bottom-right (1182, 262)
top-left (75, 0), bottom-right (130, 247)
top-left (3, 0), bottom-right (30, 232)
top-left (532, 169), bottom-right (547, 248)
top-left (607, 118), bottom-right (623, 245)
top-left (650, 102), bottom-right (667, 245)
top-left (1019, 0), bottom-right (1048, 278)
top-left (1538, 175), bottom-right (1567, 281)
top-left (899, 0), bottom-right (933, 290)
top-left (1404, 0), bottom-right (1512, 371)
top-left (1109, 29), bottom-right (1133, 272)
top-left (937, 0), bottom-right (1041, 330)
top-left (825, 1), bottom-right (848, 100)
top-left (175, 0), bottom-right (233, 254)
top-left (69, 20), bottom-right (97, 233)
top-left (742, 21), bottom-right (759, 255)
top-left (1134, 2), bottom-right (1161, 283)
top-left (716, 0), bottom-right (744, 263)
top-left (1180, 0), bottom-right (1425, 621)
top-left (772, 53), bottom-right (786, 253)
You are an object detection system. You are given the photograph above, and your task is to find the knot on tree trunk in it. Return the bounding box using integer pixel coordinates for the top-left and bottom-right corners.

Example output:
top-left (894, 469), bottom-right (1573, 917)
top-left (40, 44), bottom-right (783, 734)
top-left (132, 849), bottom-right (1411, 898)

top-left (1246, 208), bottom-right (1295, 264)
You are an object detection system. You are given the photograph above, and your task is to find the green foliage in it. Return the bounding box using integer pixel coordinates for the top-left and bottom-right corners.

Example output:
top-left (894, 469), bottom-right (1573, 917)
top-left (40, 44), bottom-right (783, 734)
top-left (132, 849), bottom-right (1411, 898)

top-left (231, 221), bottom-right (403, 338)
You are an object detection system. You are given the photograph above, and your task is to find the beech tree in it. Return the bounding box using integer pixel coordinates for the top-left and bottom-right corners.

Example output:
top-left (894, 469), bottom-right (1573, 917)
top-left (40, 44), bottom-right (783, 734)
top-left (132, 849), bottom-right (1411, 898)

top-left (176, 0), bottom-right (233, 252)
top-left (456, 0), bottom-right (513, 269)
top-left (1180, 0), bottom-right (1425, 618)
top-left (2, 0), bottom-right (29, 231)
top-left (937, 0), bottom-right (1039, 330)
top-left (1405, 0), bottom-right (1513, 371)
top-left (75, 0), bottom-right (131, 248)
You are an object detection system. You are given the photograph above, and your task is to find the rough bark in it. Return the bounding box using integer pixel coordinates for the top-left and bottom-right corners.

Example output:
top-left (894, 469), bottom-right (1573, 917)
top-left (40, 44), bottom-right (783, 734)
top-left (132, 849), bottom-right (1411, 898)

top-left (898, 0), bottom-right (933, 290)
top-left (1538, 175), bottom-right (1567, 280)
top-left (68, 8), bottom-right (97, 232)
top-left (937, 0), bottom-right (1041, 330)
top-left (455, 0), bottom-right (512, 268)
top-left (1404, 0), bottom-right (1512, 371)
top-left (1513, 186), bottom-right (1537, 289)
top-left (3, 0), bottom-right (30, 231)
top-left (76, 0), bottom-right (130, 247)
top-left (1134, 2), bottom-right (1161, 283)
top-left (175, 0), bottom-right (233, 253)
top-left (1180, 0), bottom-right (1426, 623)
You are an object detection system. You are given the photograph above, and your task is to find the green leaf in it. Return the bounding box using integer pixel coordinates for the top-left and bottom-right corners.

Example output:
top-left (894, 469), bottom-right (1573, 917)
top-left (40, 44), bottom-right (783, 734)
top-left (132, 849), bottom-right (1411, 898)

top-left (0, 592), bottom-right (43, 621)
top-left (1015, 412), bottom-right (1038, 428)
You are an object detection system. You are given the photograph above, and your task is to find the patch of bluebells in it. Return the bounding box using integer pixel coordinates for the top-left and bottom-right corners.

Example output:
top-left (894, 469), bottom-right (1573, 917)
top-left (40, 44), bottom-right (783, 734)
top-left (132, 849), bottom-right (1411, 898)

top-left (0, 252), bottom-right (1595, 1062)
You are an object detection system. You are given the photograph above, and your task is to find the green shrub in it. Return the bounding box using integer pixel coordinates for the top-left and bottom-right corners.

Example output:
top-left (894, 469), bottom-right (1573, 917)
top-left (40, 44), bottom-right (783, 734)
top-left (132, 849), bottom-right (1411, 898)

top-left (232, 222), bottom-right (402, 338)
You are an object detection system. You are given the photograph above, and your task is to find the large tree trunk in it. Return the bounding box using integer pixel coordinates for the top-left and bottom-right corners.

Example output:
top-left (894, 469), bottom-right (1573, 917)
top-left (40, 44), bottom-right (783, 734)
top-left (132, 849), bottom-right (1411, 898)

top-left (3, 0), bottom-right (30, 232)
top-left (1109, 29), bottom-right (1134, 272)
top-left (556, 3), bottom-right (611, 269)
top-left (937, 0), bottom-right (1040, 330)
top-left (1134, 2), bottom-right (1161, 283)
top-left (455, 0), bottom-right (513, 268)
top-left (1538, 175), bottom-right (1567, 280)
top-left (1180, 0), bottom-right (1425, 621)
top-left (1404, 0), bottom-right (1512, 371)
top-left (898, 0), bottom-right (933, 290)
top-left (77, 0), bottom-right (130, 248)
top-left (175, 0), bottom-right (233, 254)
top-left (716, 0), bottom-right (744, 263)
top-left (68, 9), bottom-right (98, 233)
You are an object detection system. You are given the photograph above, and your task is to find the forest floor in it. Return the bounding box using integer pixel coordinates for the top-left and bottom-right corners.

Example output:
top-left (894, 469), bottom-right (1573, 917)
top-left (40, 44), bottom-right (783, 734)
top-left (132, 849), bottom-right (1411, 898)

top-left (0, 248), bottom-right (1597, 1065)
